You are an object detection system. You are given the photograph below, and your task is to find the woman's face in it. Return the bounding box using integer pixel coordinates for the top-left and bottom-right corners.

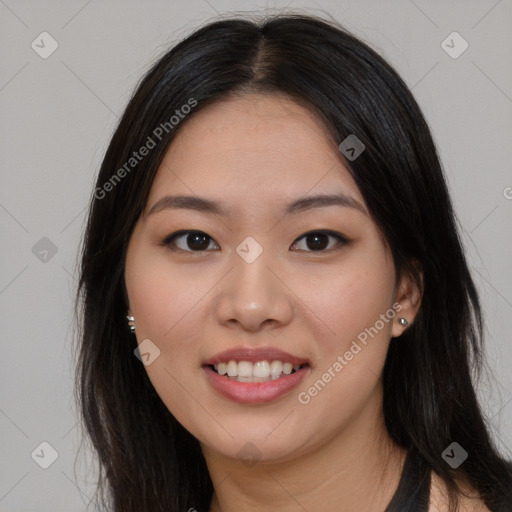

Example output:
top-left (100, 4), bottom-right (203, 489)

top-left (124, 93), bottom-right (418, 464)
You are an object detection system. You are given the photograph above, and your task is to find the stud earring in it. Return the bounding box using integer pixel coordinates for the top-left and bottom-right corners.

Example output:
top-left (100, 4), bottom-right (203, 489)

top-left (398, 318), bottom-right (408, 326)
top-left (126, 315), bottom-right (136, 333)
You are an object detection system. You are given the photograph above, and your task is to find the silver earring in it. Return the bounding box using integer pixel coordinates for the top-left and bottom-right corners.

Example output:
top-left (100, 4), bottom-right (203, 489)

top-left (399, 318), bottom-right (408, 326)
top-left (126, 315), bottom-right (136, 333)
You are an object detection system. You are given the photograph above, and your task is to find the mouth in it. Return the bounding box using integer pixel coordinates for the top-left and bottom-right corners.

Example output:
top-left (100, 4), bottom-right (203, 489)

top-left (205, 360), bottom-right (310, 383)
top-left (202, 347), bottom-right (311, 404)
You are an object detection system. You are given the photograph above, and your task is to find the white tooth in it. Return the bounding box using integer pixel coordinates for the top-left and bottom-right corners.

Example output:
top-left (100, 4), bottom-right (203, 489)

top-left (270, 360), bottom-right (283, 378)
top-left (221, 359), bottom-right (299, 380)
top-left (253, 360), bottom-right (270, 378)
top-left (226, 360), bottom-right (238, 377)
top-left (282, 362), bottom-right (293, 375)
top-left (238, 361), bottom-right (253, 378)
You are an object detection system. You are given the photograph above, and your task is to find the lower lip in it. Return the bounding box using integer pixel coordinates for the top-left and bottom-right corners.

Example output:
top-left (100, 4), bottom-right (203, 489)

top-left (203, 365), bottom-right (310, 404)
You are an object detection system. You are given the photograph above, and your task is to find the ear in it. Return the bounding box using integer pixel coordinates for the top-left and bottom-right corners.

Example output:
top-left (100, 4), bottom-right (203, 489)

top-left (391, 262), bottom-right (423, 338)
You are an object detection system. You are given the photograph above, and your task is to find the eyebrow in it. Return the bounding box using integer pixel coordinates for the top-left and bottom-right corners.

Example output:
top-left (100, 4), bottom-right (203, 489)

top-left (147, 193), bottom-right (367, 217)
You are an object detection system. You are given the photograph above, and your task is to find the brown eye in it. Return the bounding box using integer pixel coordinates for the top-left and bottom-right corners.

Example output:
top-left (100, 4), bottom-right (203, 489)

top-left (162, 231), bottom-right (219, 252)
top-left (291, 231), bottom-right (348, 252)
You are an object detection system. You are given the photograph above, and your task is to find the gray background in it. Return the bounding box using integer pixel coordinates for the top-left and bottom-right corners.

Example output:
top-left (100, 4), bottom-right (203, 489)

top-left (1, 1), bottom-right (511, 510)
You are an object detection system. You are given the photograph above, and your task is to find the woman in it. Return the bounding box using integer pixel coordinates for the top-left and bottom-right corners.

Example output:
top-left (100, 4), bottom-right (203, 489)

top-left (75, 13), bottom-right (512, 512)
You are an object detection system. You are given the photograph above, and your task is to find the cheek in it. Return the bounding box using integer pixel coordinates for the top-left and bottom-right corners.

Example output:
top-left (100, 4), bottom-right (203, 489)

top-left (305, 257), bottom-right (396, 355)
top-left (125, 246), bottom-right (215, 342)
top-left (294, 281), bottom-right (395, 445)
top-left (124, 246), bottom-right (213, 430)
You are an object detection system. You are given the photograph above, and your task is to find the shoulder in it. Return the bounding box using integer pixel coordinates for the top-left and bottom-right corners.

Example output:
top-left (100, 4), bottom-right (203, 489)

top-left (428, 471), bottom-right (491, 512)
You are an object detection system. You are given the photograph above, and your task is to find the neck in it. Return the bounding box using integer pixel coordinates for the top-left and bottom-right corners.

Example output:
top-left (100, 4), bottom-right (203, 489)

top-left (203, 391), bottom-right (407, 512)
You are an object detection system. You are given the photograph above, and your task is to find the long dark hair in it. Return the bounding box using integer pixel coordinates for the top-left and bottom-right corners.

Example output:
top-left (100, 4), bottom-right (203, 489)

top-left (74, 13), bottom-right (512, 512)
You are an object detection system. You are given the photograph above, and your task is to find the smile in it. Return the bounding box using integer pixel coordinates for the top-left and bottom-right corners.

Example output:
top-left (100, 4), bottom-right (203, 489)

top-left (202, 346), bottom-right (311, 403)
top-left (209, 360), bottom-right (307, 382)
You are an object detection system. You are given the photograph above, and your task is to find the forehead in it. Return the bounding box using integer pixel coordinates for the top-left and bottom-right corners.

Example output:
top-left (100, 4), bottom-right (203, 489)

top-left (146, 93), bottom-right (364, 213)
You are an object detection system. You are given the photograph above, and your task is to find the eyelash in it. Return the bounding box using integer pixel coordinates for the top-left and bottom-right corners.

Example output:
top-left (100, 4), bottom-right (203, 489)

top-left (160, 229), bottom-right (349, 253)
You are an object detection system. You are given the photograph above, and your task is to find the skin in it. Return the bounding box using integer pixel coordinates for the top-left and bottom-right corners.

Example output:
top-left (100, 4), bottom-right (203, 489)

top-left (124, 93), bottom-right (486, 511)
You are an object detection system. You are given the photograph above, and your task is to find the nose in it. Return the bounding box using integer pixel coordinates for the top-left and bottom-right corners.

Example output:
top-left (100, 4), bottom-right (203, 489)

top-left (214, 248), bottom-right (294, 333)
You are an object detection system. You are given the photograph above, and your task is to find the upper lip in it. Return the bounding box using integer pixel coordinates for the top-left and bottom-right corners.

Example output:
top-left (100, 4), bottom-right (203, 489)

top-left (203, 346), bottom-right (310, 366)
